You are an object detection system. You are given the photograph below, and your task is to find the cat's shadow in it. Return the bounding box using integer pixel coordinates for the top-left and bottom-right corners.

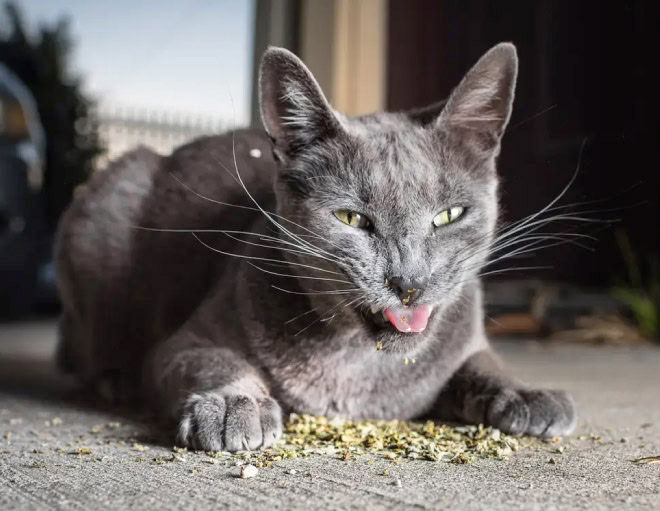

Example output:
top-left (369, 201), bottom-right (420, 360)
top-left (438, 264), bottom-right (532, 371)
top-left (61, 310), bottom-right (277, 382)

top-left (0, 342), bottom-right (174, 448)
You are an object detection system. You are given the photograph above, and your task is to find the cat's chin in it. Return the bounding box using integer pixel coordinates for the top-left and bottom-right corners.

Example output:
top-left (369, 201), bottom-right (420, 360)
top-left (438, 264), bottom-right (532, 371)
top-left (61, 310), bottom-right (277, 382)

top-left (360, 306), bottom-right (436, 355)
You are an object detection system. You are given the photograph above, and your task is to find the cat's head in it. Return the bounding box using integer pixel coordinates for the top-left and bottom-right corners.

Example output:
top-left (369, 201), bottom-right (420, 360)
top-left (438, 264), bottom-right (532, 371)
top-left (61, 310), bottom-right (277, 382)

top-left (259, 43), bottom-right (517, 352)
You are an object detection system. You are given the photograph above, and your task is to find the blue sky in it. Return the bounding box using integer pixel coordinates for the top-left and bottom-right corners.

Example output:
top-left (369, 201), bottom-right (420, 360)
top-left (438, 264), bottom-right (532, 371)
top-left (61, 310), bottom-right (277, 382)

top-left (16, 0), bottom-right (255, 124)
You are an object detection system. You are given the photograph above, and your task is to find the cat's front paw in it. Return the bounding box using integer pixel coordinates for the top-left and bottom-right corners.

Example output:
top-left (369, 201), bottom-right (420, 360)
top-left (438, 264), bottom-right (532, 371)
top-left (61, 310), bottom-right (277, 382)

top-left (177, 390), bottom-right (283, 451)
top-left (485, 388), bottom-right (576, 437)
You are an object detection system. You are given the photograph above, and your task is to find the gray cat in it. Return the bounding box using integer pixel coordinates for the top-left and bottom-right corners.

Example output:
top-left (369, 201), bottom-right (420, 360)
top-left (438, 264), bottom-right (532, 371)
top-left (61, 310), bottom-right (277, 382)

top-left (55, 43), bottom-right (576, 452)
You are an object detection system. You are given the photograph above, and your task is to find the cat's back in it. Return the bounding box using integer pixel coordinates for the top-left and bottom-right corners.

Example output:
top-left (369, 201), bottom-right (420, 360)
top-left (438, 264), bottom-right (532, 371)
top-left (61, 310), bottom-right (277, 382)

top-left (54, 128), bottom-right (276, 388)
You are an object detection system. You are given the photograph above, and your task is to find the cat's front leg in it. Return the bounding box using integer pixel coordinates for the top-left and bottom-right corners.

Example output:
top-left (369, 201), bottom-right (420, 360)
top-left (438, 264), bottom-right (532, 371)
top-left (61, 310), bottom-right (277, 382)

top-left (145, 335), bottom-right (282, 452)
top-left (435, 349), bottom-right (577, 437)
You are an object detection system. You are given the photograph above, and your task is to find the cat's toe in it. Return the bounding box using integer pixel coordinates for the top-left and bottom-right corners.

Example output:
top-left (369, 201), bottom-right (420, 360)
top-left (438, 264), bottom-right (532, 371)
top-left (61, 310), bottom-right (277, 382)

top-left (485, 388), bottom-right (576, 438)
top-left (178, 391), bottom-right (227, 451)
top-left (257, 396), bottom-right (283, 448)
top-left (486, 388), bottom-right (530, 435)
top-left (521, 389), bottom-right (577, 437)
top-left (223, 395), bottom-right (265, 451)
top-left (176, 391), bottom-right (283, 452)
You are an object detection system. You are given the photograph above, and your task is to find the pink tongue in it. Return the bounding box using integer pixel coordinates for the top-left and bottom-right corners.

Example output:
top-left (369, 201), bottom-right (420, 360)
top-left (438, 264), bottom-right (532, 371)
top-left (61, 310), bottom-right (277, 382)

top-left (384, 305), bottom-right (432, 333)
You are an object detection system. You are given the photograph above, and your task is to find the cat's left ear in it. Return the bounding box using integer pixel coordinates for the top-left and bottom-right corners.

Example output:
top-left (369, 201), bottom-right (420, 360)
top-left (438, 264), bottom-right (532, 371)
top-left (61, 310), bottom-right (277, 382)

top-left (437, 43), bottom-right (518, 151)
top-left (259, 47), bottom-right (344, 161)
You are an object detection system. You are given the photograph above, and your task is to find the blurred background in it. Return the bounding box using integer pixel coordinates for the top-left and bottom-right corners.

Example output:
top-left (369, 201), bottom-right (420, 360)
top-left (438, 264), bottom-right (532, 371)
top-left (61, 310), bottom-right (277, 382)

top-left (0, 0), bottom-right (658, 344)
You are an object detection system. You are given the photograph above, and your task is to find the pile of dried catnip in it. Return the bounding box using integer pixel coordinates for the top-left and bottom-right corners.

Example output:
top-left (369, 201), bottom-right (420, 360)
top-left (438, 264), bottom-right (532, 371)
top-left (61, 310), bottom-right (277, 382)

top-left (231, 413), bottom-right (524, 467)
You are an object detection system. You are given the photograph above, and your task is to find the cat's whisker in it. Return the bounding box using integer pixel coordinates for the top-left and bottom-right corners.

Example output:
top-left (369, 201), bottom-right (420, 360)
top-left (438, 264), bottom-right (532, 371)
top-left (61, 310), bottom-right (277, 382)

top-left (271, 286), bottom-right (360, 296)
top-left (499, 139), bottom-right (588, 234)
top-left (245, 262), bottom-right (353, 285)
top-left (478, 265), bottom-right (553, 279)
top-left (301, 174), bottom-right (343, 182)
top-left (134, 226), bottom-right (344, 273)
top-left (461, 236), bottom-right (586, 275)
top-left (509, 103), bottom-right (558, 129)
top-left (256, 235), bottom-right (343, 264)
top-left (284, 308), bottom-right (318, 325)
top-left (221, 232), bottom-right (340, 265)
top-left (347, 297), bottom-right (368, 310)
top-left (455, 210), bottom-right (615, 271)
top-left (293, 297), bottom-right (355, 336)
top-left (452, 265), bottom-right (552, 289)
top-left (324, 296), bottom-right (365, 326)
top-left (191, 232), bottom-right (342, 276)
top-left (170, 163), bottom-right (342, 261)
top-left (452, 142), bottom-right (602, 265)
top-left (168, 172), bottom-right (256, 212)
top-left (450, 171), bottom-right (623, 290)
top-left (462, 231), bottom-right (597, 271)
top-left (222, 134), bottom-right (345, 259)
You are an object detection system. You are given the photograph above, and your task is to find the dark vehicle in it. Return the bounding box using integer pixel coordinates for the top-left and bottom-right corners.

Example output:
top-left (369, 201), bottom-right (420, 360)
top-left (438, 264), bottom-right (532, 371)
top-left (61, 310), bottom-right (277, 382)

top-left (0, 63), bottom-right (48, 317)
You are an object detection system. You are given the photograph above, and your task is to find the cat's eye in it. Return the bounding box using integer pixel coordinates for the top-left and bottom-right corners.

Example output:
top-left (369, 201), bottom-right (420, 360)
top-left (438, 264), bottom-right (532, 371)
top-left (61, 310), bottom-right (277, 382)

top-left (333, 210), bottom-right (371, 229)
top-left (433, 206), bottom-right (465, 227)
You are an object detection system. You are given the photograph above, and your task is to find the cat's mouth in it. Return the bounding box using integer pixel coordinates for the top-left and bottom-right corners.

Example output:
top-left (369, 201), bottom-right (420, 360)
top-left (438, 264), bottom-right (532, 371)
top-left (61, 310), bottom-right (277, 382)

top-left (364, 304), bottom-right (434, 333)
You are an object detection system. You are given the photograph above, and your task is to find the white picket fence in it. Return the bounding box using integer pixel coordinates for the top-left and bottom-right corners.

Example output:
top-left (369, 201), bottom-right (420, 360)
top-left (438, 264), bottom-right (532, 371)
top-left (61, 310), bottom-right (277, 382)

top-left (94, 106), bottom-right (228, 168)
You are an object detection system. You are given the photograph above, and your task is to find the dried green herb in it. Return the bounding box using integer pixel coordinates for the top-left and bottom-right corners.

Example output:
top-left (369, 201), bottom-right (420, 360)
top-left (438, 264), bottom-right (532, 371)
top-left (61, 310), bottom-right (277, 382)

top-left (231, 414), bottom-right (524, 467)
top-left (69, 447), bottom-right (93, 455)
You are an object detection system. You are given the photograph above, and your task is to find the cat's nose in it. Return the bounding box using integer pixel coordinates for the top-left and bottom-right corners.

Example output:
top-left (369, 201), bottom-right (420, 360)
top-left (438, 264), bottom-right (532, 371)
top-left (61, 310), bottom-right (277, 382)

top-left (386, 275), bottom-right (429, 305)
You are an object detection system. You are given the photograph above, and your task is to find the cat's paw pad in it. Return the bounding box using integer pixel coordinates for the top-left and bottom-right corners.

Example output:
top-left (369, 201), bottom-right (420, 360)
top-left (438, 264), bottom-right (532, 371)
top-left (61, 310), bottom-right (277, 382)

top-left (177, 391), bottom-right (282, 452)
top-left (486, 388), bottom-right (576, 437)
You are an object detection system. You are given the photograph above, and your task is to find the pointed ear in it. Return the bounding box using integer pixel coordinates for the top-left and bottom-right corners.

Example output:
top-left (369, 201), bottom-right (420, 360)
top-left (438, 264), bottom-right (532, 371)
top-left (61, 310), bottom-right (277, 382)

top-left (259, 47), bottom-right (343, 159)
top-left (437, 43), bottom-right (518, 151)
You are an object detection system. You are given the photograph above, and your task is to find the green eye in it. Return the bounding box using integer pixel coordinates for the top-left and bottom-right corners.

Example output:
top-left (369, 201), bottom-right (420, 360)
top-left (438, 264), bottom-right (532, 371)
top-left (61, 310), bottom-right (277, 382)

top-left (333, 210), bottom-right (371, 229)
top-left (433, 206), bottom-right (465, 227)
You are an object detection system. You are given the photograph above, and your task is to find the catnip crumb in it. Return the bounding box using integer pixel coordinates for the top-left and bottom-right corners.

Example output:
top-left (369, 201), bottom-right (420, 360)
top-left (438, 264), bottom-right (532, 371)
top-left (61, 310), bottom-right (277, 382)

top-left (240, 464), bottom-right (258, 478)
top-left (67, 448), bottom-right (92, 455)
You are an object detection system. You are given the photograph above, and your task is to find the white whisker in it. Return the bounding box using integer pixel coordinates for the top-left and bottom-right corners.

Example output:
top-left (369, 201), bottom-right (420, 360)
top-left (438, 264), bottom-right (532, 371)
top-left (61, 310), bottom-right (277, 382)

top-left (191, 233), bottom-right (341, 276)
top-left (245, 262), bottom-right (353, 285)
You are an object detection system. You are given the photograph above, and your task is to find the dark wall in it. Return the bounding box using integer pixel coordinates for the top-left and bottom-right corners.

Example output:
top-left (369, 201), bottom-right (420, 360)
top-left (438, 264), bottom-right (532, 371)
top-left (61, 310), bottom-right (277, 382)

top-left (387, 0), bottom-right (659, 286)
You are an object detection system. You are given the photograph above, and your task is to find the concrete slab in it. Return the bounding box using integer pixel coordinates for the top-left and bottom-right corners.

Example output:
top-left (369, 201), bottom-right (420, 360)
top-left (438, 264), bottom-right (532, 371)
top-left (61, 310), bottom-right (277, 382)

top-left (0, 320), bottom-right (659, 510)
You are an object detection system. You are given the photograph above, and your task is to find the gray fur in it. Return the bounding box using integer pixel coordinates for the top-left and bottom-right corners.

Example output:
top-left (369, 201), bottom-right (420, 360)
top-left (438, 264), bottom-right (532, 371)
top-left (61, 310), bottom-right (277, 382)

top-left (54, 43), bottom-right (576, 451)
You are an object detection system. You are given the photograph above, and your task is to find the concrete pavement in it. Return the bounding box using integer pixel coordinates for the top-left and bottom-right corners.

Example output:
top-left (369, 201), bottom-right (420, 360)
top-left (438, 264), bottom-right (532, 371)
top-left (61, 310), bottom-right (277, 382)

top-left (0, 319), bottom-right (658, 510)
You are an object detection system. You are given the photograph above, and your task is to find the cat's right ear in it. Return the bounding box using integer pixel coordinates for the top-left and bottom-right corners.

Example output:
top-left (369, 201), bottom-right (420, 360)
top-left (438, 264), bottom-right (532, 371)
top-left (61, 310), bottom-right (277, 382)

top-left (259, 47), bottom-right (343, 161)
top-left (436, 43), bottom-right (518, 152)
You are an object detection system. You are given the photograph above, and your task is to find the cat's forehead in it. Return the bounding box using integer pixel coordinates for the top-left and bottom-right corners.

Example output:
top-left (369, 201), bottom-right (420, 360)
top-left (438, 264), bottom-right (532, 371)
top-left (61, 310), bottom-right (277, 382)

top-left (297, 113), bottom-right (491, 213)
top-left (336, 119), bottom-right (457, 202)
